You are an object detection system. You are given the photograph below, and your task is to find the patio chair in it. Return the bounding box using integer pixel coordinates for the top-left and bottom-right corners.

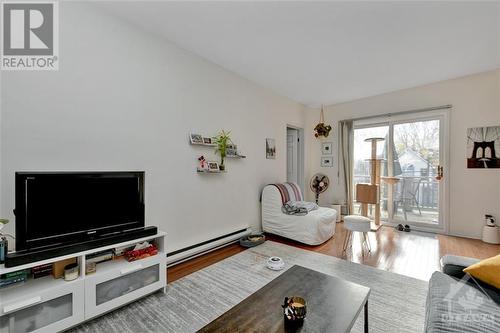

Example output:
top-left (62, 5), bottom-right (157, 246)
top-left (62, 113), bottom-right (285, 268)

top-left (395, 177), bottom-right (422, 220)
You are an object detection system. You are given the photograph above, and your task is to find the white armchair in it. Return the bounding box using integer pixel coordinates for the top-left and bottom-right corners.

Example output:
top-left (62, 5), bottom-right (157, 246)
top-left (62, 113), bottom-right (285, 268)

top-left (261, 184), bottom-right (337, 245)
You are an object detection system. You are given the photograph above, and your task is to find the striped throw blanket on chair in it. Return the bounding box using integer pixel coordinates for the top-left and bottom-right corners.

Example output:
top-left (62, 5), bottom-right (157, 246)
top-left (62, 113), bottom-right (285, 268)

top-left (271, 182), bottom-right (303, 204)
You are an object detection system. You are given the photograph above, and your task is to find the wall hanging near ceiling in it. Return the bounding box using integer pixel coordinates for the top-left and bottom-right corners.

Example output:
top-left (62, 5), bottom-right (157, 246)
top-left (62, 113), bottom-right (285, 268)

top-left (314, 105), bottom-right (332, 138)
top-left (466, 126), bottom-right (500, 168)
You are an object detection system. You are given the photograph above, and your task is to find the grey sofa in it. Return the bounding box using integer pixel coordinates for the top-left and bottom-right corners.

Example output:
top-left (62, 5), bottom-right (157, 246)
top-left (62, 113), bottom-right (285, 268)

top-left (425, 255), bottom-right (500, 332)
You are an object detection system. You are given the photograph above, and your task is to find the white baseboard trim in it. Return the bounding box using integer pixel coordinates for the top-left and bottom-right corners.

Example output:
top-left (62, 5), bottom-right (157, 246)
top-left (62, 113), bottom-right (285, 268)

top-left (166, 228), bottom-right (251, 267)
top-left (445, 231), bottom-right (481, 240)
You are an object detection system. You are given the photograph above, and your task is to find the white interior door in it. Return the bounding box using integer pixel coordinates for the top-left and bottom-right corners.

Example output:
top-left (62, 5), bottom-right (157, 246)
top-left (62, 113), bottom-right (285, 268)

top-left (287, 128), bottom-right (299, 184)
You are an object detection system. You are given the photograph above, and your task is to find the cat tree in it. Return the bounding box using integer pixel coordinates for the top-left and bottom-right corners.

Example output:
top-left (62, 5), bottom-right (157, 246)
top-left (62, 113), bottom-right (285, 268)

top-left (355, 137), bottom-right (384, 231)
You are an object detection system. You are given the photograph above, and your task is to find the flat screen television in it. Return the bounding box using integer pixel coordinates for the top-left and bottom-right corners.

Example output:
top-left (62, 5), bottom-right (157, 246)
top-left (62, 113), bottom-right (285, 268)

top-left (15, 171), bottom-right (145, 251)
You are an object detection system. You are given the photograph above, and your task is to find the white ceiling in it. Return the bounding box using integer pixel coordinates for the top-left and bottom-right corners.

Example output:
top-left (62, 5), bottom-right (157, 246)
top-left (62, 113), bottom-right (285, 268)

top-left (99, 1), bottom-right (500, 107)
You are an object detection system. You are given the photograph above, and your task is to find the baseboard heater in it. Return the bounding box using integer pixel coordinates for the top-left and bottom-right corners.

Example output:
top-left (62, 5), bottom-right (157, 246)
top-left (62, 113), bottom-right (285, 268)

top-left (167, 228), bottom-right (251, 267)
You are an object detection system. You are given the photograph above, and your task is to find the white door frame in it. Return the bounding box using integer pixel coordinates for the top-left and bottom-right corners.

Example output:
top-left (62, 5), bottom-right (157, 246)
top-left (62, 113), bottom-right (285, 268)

top-left (354, 109), bottom-right (450, 234)
top-left (286, 125), bottom-right (305, 194)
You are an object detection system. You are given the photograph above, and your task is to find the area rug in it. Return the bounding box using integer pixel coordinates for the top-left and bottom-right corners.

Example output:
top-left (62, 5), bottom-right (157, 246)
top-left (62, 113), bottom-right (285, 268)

top-left (71, 241), bottom-right (428, 333)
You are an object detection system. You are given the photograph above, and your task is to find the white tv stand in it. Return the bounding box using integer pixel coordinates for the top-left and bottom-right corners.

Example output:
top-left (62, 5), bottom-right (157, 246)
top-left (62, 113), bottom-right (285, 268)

top-left (0, 231), bottom-right (167, 333)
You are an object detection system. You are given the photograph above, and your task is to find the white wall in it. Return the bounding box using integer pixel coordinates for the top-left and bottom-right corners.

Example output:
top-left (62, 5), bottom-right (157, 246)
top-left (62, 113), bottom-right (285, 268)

top-left (0, 2), bottom-right (305, 252)
top-left (305, 69), bottom-right (500, 239)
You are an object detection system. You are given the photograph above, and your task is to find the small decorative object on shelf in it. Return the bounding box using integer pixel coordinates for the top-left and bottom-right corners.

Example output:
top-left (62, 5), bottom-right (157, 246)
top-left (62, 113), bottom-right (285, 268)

top-left (86, 261), bottom-right (96, 275)
top-left (124, 241), bottom-right (158, 262)
top-left (198, 155), bottom-right (207, 172)
top-left (53, 258), bottom-right (77, 279)
top-left (64, 263), bottom-right (79, 281)
top-left (314, 105), bottom-right (332, 138)
top-left (282, 296), bottom-right (307, 324)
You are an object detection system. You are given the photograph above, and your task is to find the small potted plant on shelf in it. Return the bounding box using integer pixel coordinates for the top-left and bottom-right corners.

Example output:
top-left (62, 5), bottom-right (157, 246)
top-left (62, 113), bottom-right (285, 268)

top-left (215, 130), bottom-right (232, 171)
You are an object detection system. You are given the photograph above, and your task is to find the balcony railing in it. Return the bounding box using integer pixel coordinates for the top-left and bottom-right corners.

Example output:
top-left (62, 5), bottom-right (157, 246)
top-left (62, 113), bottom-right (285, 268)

top-left (354, 174), bottom-right (439, 211)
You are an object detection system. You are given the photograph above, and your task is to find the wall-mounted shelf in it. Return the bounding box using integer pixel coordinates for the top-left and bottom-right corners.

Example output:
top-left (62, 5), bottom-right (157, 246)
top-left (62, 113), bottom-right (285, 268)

top-left (196, 169), bottom-right (226, 174)
top-left (190, 142), bottom-right (216, 147)
top-left (190, 132), bottom-right (246, 174)
top-left (190, 143), bottom-right (246, 158)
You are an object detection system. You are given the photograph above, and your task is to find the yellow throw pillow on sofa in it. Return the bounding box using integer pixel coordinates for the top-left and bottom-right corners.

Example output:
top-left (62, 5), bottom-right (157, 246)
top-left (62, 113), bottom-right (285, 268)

top-left (463, 254), bottom-right (500, 290)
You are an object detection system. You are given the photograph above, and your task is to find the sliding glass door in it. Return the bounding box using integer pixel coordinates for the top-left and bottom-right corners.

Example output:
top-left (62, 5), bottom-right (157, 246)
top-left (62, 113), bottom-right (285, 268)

top-left (353, 111), bottom-right (448, 231)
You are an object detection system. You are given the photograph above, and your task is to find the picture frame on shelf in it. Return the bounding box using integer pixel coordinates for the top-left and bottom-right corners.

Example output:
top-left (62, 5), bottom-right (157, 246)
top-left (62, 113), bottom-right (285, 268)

top-left (207, 161), bottom-right (220, 172)
top-left (321, 156), bottom-right (333, 167)
top-left (226, 144), bottom-right (238, 157)
top-left (190, 133), bottom-right (203, 145)
top-left (322, 142), bottom-right (333, 155)
top-left (203, 137), bottom-right (215, 146)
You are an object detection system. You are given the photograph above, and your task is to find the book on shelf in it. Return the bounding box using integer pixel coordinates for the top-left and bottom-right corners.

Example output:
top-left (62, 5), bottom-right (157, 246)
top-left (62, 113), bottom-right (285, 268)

top-left (113, 245), bottom-right (133, 257)
top-left (0, 272), bottom-right (28, 288)
top-left (1, 269), bottom-right (29, 279)
top-left (32, 263), bottom-right (52, 271)
top-left (86, 249), bottom-right (113, 264)
top-left (32, 263), bottom-right (53, 279)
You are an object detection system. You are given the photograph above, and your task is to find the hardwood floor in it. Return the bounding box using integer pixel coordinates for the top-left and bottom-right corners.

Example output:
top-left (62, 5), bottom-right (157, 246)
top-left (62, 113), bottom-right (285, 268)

top-left (167, 244), bottom-right (246, 283)
top-left (168, 223), bottom-right (500, 283)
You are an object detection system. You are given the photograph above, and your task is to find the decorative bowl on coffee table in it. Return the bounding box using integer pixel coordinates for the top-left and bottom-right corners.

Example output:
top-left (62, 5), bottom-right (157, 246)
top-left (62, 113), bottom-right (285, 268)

top-left (283, 296), bottom-right (307, 325)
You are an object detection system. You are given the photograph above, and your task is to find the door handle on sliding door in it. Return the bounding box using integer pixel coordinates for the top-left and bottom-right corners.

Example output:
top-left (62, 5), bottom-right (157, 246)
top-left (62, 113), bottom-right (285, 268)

top-left (435, 166), bottom-right (444, 181)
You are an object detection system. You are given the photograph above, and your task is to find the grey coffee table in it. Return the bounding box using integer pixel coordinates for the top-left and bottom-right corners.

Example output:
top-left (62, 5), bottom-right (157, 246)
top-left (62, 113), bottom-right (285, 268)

top-left (198, 265), bottom-right (371, 332)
